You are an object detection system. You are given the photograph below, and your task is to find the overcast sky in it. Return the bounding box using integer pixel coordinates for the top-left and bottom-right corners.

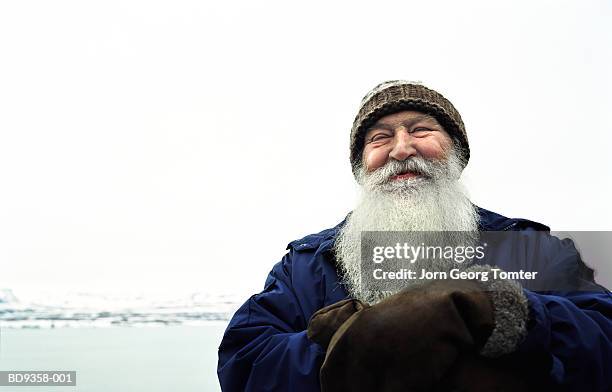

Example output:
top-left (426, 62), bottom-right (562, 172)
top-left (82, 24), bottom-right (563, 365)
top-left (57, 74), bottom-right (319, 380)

top-left (1, 0), bottom-right (611, 297)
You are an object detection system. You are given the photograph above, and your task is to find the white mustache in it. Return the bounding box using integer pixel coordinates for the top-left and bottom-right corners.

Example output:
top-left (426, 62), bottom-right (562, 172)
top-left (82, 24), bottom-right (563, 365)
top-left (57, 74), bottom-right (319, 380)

top-left (366, 157), bottom-right (443, 186)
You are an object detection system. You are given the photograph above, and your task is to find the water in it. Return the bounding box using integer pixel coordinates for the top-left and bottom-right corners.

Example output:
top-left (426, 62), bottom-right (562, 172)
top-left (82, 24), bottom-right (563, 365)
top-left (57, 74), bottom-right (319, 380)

top-left (0, 324), bottom-right (227, 391)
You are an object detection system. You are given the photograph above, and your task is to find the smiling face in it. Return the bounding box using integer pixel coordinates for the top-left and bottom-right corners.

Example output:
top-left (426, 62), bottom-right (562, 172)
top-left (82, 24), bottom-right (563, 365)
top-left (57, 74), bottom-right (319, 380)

top-left (338, 109), bottom-right (478, 304)
top-left (362, 110), bottom-right (453, 178)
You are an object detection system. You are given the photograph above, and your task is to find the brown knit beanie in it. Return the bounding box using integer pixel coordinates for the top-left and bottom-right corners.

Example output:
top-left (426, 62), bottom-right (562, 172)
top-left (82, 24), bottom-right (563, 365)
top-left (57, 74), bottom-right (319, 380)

top-left (350, 81), bottom-right (469, 177)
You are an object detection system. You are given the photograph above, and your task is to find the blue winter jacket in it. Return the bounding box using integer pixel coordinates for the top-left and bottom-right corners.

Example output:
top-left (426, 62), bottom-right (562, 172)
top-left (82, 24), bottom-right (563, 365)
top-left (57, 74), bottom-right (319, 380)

top-left (217, 207), bottom-right (612, 391)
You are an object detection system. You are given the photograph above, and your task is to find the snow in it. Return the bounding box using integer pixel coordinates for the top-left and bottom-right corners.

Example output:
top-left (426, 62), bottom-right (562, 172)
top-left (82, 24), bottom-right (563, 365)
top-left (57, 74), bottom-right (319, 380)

top-left (0, 288), bottom-right (242, 328)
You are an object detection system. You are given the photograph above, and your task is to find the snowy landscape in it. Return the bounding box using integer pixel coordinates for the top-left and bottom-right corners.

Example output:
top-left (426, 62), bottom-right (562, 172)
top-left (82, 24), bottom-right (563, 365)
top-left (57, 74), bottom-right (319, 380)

top-left (0, 288), bottom-right (241, 328)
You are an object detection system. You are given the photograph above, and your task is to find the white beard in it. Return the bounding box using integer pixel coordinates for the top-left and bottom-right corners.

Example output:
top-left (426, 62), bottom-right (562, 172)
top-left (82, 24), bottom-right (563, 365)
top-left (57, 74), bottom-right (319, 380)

top-left (334, 149), bottom-right (479, 304)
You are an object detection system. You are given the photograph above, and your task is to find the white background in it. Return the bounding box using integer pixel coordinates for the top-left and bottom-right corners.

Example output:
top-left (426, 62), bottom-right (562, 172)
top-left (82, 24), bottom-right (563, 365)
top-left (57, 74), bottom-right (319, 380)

top-left (1, 0), bottom-right (611, 297)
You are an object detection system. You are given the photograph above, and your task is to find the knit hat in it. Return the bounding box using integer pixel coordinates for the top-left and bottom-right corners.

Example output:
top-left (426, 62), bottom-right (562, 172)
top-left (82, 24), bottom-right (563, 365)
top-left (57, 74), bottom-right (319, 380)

top-left (350, 81), bottom-right (469, 177)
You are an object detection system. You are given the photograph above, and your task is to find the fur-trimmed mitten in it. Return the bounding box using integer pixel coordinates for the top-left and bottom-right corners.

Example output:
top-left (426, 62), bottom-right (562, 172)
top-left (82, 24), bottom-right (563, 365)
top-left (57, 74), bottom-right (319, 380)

top-left (307, 271), bottom-right (537, 392)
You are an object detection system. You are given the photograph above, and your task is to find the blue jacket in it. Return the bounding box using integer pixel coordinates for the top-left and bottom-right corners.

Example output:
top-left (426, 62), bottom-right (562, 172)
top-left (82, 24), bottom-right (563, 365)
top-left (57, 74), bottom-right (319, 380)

top-left (217, 207), bottom-right (612, 391)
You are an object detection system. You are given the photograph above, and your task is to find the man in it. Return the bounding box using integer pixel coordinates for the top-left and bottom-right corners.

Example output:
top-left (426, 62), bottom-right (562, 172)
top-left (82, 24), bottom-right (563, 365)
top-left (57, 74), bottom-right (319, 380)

top-left (217, 81), bottom-right (612, 391)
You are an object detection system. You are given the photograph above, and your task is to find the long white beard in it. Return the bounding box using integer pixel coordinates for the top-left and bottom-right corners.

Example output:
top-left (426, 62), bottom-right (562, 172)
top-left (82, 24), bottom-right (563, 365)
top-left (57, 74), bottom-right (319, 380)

top-left (335, 149), bottom-right (479, 304)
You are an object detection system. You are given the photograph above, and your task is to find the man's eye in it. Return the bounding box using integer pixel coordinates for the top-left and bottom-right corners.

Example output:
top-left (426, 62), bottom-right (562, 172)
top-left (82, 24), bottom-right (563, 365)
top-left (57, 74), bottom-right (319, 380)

top-left (412, 127), bottom-right (432, 133)
top-left (369, 134), bottom-right (391, 142)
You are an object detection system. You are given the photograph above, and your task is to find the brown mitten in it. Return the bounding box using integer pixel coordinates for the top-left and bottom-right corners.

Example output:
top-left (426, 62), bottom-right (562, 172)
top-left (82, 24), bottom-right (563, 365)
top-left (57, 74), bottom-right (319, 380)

top-left (308, 263), bottom-right (543, 392)
top-left (307, 298), bottom-right (370, 349)
top-left (308, 279), bottom-right (496, 392)
top-left (440, 353), bottom-right (529, 392)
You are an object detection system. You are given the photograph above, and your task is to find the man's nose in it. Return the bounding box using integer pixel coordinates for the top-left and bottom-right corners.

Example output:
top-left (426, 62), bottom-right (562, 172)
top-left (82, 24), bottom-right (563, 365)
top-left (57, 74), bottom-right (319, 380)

top-left (389, 128), bottom-right (417, 161)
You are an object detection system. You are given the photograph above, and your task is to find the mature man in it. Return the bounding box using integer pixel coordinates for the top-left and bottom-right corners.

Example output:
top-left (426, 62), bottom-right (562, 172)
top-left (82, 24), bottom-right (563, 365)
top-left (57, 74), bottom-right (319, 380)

top-left (217, 81), bottom-right (612, 391)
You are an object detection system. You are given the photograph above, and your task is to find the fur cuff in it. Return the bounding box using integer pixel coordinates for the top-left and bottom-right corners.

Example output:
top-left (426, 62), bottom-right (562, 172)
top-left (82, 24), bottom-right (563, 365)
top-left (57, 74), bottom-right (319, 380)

top-left (466, 265), bottom-right (529, 357)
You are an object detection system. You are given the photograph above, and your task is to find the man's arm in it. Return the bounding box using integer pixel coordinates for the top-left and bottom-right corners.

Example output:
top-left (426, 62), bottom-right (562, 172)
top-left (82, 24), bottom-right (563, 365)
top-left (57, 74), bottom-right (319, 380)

top-left (506, 231), bottom-right (612, 390)
top-left (217, 251), bottom-right (324, 392)
top-left (517, 289), bottom-right (612, 391)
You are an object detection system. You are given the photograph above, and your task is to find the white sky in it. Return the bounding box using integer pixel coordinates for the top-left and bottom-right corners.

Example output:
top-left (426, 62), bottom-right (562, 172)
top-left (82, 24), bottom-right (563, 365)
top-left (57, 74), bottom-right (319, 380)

top-left (1, 0), bottom-right (611, 296)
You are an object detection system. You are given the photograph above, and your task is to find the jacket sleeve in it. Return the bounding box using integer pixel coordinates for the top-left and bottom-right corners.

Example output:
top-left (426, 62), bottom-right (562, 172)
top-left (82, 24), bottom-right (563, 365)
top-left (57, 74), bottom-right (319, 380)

top-left (514, 232), bottom-right (612, 391)
top-left (517, 289), bottom-right (612, 391)
top-left (217, 251), bottom-right (325, 392)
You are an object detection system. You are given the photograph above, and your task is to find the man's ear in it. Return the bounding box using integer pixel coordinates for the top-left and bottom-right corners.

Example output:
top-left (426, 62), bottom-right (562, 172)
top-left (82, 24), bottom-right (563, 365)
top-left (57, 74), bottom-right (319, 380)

top-left (307, 299), bottom-right (369, 350)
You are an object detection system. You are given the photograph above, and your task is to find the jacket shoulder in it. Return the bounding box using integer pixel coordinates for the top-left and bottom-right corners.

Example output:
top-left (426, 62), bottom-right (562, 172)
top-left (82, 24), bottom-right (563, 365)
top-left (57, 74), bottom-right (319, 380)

top-left (477, 206), bottom-right (550, 231)
top-left (286, 217), bottom-right (347, 252)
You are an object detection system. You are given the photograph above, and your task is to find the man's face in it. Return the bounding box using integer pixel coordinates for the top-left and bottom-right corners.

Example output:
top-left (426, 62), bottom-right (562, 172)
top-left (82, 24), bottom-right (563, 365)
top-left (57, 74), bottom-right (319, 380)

top-left (362, 110), bottom-right (453, 177)
top-left (338, 110), bottom-right (477, 304)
